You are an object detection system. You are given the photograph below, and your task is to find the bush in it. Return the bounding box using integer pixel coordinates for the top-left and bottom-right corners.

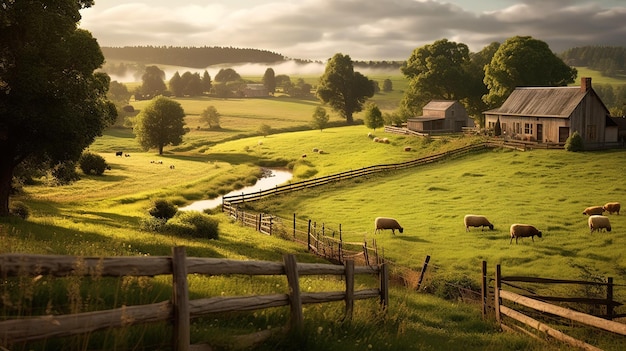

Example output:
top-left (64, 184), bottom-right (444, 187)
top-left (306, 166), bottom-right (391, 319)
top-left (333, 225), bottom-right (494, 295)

top-left (148, 199), bottom-right (178, 220)
top-left (565, 131), bottom-right (584, 152)
top-left (79, 152), bottom-right (108, 175)
top-left (139, 217), bottom-right (167, 232)
top-left (10, 201), bottom-right (30, 219)
top-left (51, 161), bottom-right (80, 185)
top-left (166, 211), bottom-right (219, 239)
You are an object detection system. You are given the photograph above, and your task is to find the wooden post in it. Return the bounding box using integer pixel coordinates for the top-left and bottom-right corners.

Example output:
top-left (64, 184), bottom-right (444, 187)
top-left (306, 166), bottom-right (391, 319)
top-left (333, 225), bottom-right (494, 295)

top-left (269, 216), bottom-right (273, 236)
top-left (307, 220), bottom-right (311, 252)
top-left (363, 241), bottom-right (369, 266)
top-left (379, 262), bottom-right (389, 310)
top-left (606, 277), bottom-right (613, 320)
top-left (339, 228), bottom-right (343, 264)
top-left (257, 213), bottom-right (262, 232)
top-left (172, 246), bottom-right (190, 351)
top-left (344, 260), bottom-right (354, 320)
top-left (416, 255), bottom-right (431, 290)
top-left (494, 264), bottom-right (502, 326)
top-left (481, 261), bottom-right (488, 319)
top-left (283, 254), bottom-right (303, 333)
top-left (293, 213), bottom-right (296, 239)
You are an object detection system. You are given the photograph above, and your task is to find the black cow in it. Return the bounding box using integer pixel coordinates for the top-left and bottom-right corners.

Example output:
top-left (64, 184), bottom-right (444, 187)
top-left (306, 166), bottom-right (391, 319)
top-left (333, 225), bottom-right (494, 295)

top-left (115, 151), bottom-right (123, 157)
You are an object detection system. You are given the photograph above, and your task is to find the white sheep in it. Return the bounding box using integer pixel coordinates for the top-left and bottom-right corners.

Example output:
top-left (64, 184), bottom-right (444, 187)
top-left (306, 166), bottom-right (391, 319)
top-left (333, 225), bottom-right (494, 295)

top-left (374, 217), bottom-right (404, 235)
top-left (588, 215), bottom-right (611, 233)
top-left (582, 206), bottom-right (604, 216)
top-left (463, 215), bottom-right (494, 232)
top-left (603, 202), bottom-right (620, 215)
top-left (509, 224), bottom-right (542, 244)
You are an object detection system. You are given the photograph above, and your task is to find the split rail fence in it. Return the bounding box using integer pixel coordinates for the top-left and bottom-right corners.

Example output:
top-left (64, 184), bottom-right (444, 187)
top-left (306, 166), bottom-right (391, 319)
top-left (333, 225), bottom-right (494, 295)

top-left (481, 262), bottom-right (625, 350)
top-left (0, 248), bottom-right (388, 351)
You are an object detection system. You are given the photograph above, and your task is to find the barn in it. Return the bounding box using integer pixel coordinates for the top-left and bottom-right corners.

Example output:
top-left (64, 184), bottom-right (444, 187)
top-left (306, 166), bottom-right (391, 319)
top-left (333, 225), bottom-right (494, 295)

top-left (483, 77), bottom-right (618, 148)
top-left (406, 100), bottom-right (473, 133)
top-left (242, 84), bottom-right (268, 98)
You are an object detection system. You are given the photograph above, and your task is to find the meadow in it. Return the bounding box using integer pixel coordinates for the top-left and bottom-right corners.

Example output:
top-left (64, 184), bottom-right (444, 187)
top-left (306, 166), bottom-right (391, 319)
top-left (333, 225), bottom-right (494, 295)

top-left (2, 67), bottom-right (626, 350)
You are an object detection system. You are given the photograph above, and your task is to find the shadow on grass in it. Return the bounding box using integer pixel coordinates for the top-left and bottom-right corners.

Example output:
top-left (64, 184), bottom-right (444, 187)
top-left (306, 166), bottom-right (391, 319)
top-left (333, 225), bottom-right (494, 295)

top-left (394, 235), bottom-right (430, 243)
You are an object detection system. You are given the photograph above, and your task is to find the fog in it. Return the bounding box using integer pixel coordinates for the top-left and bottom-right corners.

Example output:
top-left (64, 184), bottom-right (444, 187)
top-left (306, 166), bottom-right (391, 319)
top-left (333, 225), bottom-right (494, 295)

top-left (105, 59), bottom-right (400, 83)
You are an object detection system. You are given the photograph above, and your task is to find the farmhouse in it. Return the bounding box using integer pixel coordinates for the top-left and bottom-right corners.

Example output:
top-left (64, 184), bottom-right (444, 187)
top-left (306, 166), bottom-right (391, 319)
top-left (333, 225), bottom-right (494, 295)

top-left (406, 100), bottom-right (473, 134)
top-left (242, 84), bottom-right (268, 98)
top-left (483, 77), bottom-right (618, 147)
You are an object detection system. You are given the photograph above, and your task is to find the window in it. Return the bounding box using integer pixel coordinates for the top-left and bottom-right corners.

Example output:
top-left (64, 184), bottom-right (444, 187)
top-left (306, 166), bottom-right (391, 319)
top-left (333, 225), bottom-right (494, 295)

top-left (515, 122), bottom-right (521, 134)
top-left (524, 123), bottom-right (533, 134)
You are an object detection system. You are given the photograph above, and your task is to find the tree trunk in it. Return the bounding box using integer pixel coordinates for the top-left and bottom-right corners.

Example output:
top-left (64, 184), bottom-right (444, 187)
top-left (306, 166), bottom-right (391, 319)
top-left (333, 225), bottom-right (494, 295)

top-left (158, 144), bottom-right (163, 155)
top-left (346, 112), bottom-right (354, 124)
top-left (0, 161), bottom-right (14, 217)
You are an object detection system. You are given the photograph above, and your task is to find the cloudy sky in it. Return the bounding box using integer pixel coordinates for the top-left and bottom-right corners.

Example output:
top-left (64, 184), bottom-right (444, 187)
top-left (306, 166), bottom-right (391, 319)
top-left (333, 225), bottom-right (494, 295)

top-left (79, 0), bottom-right (626, 61)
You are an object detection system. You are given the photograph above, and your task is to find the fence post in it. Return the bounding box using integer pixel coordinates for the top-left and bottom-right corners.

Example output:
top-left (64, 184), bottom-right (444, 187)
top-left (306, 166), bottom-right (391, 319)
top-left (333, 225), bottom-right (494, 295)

top-left (379, 262), bottom-right (389, 310)
top-left (363, 240), bottom-right (369, 266)
top-left (257, 213), bottom-right (262, 232)
top-left (307, 220), bottom-right (311, 252)
top-left (293, 213), bottom-right (296, 239)
top-left (283, 254), bottom-right (303, 333)
top-left (481, 261), bottom-right (487, 319)
top-left (344, 260), bottom-right (354, 320)
top-left (607, 277), bottom-right (614, 320)
top-left (172, 246), bottom-right (190, 351)
top-left (269, 216), bottom-right (273, 236)
top-left (339, 228), bottom-right (343, 264)
top-left (494, 264), bottom-right (501, 326)
top-left (416, 255), bottom-right (431, 290)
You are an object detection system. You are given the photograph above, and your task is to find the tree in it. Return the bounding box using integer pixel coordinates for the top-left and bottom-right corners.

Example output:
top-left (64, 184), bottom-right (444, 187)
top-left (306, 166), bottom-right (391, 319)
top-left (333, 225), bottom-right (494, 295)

top-left (400, 39), bottom-right (472, 117)
top-left (494, 117), bottom-right (502, 136)
top-left (202, 70), bottom-right (212, 94)
top-left (134, 96), bottom-right (186, 155)
top-left (262, 68), bottom-right (276, 95)
top-left (311, 106), bottom-right (330, 131)
top-left (108, 81), bottom-right (132, 105)
top-left (464, 42), bottom-right (500, 127)
top-left (317, 53), bottom-right (375, 124)
top-left (0, 0), bottom-right (116, 216)
top-left (382, 79), bottom-right (393, 92)
top-left (214, 68), bottom-right (241, 82)
top-left (180, 71), bottom-right (203, 96)
top-left (364, 103), bottom-right (384, 131)
top-left (140, 65), bottom-right (167, 98)
top-left (483, 36), bottom-right (577, 108)
top-left (200, 106), bottom-right (221, 129)
top-left (169, 71), bottom-right (184, 97)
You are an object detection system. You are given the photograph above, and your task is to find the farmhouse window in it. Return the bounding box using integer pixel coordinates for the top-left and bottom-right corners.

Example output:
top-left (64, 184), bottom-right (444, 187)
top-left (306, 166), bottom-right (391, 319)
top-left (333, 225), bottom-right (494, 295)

top-left (515, 122), bottom-right (521, 134)
top-left (587, 125), bottom-right (597, 141)
top-left (524, 123), bottom-right (533, 134)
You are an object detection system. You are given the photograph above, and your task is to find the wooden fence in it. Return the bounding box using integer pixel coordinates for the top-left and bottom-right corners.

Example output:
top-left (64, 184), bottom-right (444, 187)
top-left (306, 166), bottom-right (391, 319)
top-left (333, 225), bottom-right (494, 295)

top-left (482, 262), bottom-right (625, 350)
top-left (222, 143), bottom-right (490, 205)
top-left (0, 248), bottom-right (388, 350)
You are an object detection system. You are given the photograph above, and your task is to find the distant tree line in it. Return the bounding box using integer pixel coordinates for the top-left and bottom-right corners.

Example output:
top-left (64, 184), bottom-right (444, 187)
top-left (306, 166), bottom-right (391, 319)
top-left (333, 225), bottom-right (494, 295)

top-left (560, 46), bottom-right (626, 77)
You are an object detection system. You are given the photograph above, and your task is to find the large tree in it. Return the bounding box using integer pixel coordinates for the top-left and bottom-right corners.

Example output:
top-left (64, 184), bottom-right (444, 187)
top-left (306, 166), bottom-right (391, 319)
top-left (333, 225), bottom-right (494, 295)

top-left (483, 36), bottom-right (577, 108)
top-left (400, 39), bottom-right (471, 117)
top-left (262, 68), bottom-right (276, 95)
top-left (134, 96), bottom-right (187, 155)
top-left (364, 103), bottom-right (384, 131)
top-left (140, 65), bottom-right (167, 99)
top-left (317, 53), bottom-right (375, 124)
top-left (0, 0), bottom-right (115, 216)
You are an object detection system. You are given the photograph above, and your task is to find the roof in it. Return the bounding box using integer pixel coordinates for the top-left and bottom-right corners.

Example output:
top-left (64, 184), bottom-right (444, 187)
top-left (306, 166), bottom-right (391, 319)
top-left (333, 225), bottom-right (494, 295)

top-left (407, 116), bottom-right (444, 122)
top-left (484, 87), bottom-right (587, 118)
top-left (423, 100), bottom-right (457, 111)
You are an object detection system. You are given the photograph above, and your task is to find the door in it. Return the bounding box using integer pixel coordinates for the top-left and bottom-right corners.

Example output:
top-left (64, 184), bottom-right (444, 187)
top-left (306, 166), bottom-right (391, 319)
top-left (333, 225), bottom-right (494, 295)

top-left (536, 124), bottom-right (543, 143)
top-left (559, 127), bottom-right (570, 143)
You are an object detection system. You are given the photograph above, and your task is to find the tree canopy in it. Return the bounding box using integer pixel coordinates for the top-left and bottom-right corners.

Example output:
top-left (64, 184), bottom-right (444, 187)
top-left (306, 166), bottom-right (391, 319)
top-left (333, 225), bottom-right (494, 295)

top-left (200, 106), bottom-right (221, 129)
top-left (364, 103), bottom-right (384, 131)
top-left (483, 36), bottom-right (577, 108)
top-left (0, 0), bottom-right (115, 216)
top-left (262, 68), bottom-right (276, 94)
top-left (139, 65), bottom-right (167, 99)
top-left (317, 53), bottom-right (375, 124)
top-left (311, 106), bottom-right (330, 131)
top-left (134, 96), bottom-right (187, 155)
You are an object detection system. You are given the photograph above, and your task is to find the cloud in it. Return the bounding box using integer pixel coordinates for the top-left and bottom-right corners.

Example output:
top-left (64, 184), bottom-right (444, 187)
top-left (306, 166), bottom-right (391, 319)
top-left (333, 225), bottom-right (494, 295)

top-left (80, 0), bottom-right (626, 61)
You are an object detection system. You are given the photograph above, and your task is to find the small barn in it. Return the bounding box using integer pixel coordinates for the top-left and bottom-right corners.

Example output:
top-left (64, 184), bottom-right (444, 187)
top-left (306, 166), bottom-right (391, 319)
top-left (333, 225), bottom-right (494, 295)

top-left (483, 77), bottom-right (617, 147)
top-left (406, 100), bottom-right (472, 133)
top-left (242, 84), bottom-right (268, 98)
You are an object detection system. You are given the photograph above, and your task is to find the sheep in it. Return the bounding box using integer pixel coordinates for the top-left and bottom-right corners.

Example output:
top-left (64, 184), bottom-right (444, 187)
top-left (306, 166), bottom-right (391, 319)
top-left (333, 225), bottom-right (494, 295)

top-left (509, 224), bottom-right (542, 244)
top-left (367, 132), bottom-right (374, 138)
top-left (381, 138), bottom-right (390, 144)
top-left (588, 215), bottom-right (611, 233)
top-left (463, 215), bottom-right (494, 232)
top-left (582, 206), bottom-right (605, 216)
top-left (301, 154), bottom-right (307, 158)
top-left (603, 202), bottom-right (620, 215)
top-left (404, 146), bottom-right (412, 152)
top-left (312, 148), bottom-right (319, 153)
top-left (373, 137), bottom-right (380, 143)
top-left (374, 217), bottom-right (404, 235)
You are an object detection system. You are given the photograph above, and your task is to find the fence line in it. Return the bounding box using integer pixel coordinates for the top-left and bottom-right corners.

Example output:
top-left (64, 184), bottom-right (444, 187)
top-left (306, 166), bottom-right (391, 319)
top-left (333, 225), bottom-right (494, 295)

top-left (0, 249), bottom-right (388, 350)
top-left (483, 262), bottom-right (625, 350)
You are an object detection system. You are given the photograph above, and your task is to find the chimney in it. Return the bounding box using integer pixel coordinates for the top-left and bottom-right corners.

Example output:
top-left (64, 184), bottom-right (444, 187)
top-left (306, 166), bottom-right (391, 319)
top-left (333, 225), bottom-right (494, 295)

top-left (581, 77), bottom-right (592, 92)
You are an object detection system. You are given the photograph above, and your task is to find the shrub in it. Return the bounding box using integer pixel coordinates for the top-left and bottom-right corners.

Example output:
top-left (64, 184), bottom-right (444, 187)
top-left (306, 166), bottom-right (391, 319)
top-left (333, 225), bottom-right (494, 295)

top-left (10, 201), bottom-right (30, 219)
top-left (51, 161), bottom-right (80, 185)
top-left (166, 211), bottom-right (219, 239)
top-left (79, 152), bottom-right (108, 175)
top-left (565, 131), bottom-right (584, 152)
top-left (148, 199), bottom-right (178, 220)
top-left (139, 217), bottom-right (167, 232)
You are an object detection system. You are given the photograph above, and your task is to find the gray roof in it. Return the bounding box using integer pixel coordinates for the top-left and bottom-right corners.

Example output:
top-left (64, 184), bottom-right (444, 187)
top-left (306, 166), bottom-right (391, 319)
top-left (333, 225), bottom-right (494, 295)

top-left (407, 116), bottom-right (443, 122)
top-left (423, 100), bottom-right (457, 111)
top-left (484, 87), bottom-right (587, 118)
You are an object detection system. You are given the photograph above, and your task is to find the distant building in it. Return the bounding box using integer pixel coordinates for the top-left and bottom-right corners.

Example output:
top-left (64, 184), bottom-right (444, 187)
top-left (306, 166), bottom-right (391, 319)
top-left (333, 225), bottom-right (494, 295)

top-left (483, 77), bottom-right (617, 146)
top-left (406, 100), bottom-right (472, 133)
top-left (242, 84), bottom-right (268, 98)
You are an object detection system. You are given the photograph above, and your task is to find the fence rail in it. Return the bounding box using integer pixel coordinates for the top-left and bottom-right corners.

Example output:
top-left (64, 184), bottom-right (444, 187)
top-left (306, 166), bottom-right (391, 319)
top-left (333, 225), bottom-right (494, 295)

top-left (0, 248), bottom-right (388, 350)
top-left (482, 262), bottom-right (626, 350)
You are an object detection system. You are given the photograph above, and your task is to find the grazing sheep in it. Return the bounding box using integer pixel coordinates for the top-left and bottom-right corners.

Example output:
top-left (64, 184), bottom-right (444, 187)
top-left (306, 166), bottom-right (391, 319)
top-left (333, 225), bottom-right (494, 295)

top-left (582, 206), bottom-right (605, 216)
top-left (509, 224), bottom-right (542, 244)
top-left (257, 140), bottom-right (263, 146)
top-left (373, 137), bottom-right (380, 143)
top-left (404, 146), bottom-right (412, 152)
top-left (463, 215), bottom-right (494, 232)
top-left (381, 138), bottom-right (390, 144)
top-left (169, 165), bottom-right (175, 169)
top-left (603, 202), bottom-right (620, 215)
top-left (125, 153), bottom-right (130, 157)
top-left (301, 154), bottom-right (307, 158)
top-left (317, 149), bottom-right (324, 154)
top-left (374, 217), bottom-right (404, 235)
top-left (367, 132), bottom-right (373, 138)
top-left (312, 148), bottom-right (319, 153)
top-left (588, 215), bottom-right (611, 233)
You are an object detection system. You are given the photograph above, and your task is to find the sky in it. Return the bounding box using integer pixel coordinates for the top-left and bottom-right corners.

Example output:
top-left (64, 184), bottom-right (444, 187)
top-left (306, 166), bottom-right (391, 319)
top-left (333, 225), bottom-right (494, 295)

top-left (79, 0), bottom-right (626, 62)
